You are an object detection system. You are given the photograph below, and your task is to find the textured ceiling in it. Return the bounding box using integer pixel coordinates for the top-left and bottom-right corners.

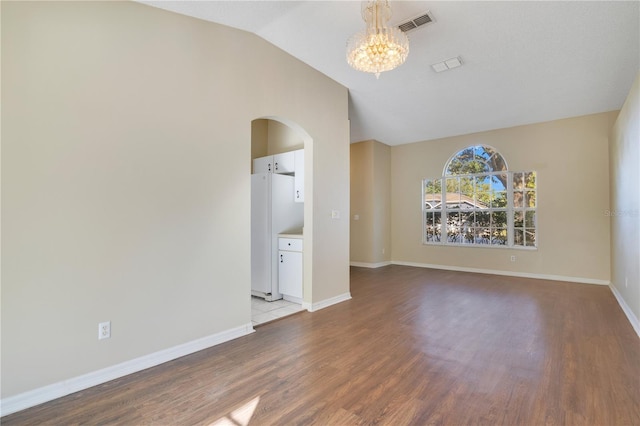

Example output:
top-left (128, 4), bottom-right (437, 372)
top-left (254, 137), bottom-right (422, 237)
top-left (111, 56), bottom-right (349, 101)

top-left (139, 1), bottom-right (640, 146)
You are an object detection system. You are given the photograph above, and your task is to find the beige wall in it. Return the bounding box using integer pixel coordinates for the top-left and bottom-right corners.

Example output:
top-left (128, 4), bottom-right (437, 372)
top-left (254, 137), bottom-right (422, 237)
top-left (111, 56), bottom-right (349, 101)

top-left (251, 119), bottom-right (269, 161)
top-left (350, 142), bottom-right (374, 262)
top-left (609, 72), bottom-right (640, 324)
top-left (266, 120), bottom-right (305, 155)
top-left (1, 1), bottom-right (349, 399)
top-left (390, 111), bottom-right (618, 282)
top-left (350, 140), bottom-right (391, 264)
top-left (372, 141), bottom-right (391, 264)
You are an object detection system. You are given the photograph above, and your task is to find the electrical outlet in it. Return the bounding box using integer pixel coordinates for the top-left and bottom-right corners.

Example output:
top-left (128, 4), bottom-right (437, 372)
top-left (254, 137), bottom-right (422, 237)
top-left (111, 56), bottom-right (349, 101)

top-left (98, 321), bottom-right (111, 340)
top-left (510, 255), bottom-right (516, 262)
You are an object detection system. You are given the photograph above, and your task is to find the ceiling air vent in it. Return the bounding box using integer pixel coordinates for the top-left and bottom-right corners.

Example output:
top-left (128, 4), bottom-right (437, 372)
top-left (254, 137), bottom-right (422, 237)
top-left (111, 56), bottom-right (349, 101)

top-left (397, 11), bottom-right (434, 33)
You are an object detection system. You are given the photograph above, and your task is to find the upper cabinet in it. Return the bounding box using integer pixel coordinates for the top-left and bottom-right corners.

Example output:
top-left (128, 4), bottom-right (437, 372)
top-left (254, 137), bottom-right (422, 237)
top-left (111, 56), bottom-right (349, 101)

top-left (253, 151), bottom-right (295, 174)
top-left (254, 149), bottom-right (304, 203)
top-left (253, 156), bottom-right (273, 174)
top-left (273, 152), bottom-right (295, 174)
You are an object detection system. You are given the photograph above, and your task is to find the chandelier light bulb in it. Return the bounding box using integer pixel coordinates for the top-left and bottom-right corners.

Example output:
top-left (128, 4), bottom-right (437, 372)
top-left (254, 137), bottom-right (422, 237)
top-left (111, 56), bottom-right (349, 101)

top-left (346, 0), bottom-right (409, 79)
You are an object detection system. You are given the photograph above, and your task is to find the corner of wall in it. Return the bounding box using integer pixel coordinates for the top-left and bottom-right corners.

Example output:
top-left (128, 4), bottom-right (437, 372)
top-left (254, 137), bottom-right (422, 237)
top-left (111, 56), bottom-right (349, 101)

top-left (608, 72), bottom-right (640, 330)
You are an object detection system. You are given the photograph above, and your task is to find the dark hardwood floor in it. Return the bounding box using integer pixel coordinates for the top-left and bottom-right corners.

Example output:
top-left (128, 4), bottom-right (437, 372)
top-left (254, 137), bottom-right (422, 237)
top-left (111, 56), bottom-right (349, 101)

top-left (3, 265), bottom-right (639, 425)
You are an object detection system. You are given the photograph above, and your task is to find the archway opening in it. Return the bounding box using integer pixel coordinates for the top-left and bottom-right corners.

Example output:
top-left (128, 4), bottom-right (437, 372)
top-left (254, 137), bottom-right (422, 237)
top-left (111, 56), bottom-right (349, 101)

top-left (250, 117), bottom-right (313, 326)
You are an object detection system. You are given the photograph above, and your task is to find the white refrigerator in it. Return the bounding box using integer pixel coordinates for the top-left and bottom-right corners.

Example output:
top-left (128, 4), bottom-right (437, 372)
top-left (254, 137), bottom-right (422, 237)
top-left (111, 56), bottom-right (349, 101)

top-left (251, 173), bottom-right (303, 300)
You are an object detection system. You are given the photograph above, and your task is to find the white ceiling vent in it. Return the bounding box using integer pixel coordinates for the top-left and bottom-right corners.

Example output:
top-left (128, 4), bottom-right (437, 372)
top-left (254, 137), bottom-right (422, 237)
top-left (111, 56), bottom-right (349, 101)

top-left (432, 56), bottom-right (463, 73)
top-left (397, 11), bottom-right (435, 33)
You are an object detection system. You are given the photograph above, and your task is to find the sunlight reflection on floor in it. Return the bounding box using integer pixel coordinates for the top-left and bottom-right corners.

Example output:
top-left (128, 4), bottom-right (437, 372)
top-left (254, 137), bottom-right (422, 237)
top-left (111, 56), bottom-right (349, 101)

top-left (209, 396), bottom-right (260, 426)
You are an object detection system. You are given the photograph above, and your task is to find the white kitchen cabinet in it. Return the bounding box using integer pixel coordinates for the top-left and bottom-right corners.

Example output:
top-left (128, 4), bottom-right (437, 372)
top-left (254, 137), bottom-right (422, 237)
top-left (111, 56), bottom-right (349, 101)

top-left (254, 151), bottom-right (295, 174)
top-left (253, 156), bottom-right (273, 173)
top-left (273, 152), bottom-right (295, 174)
top-left (278, 237), bottom-right (303, 300)
top-left (294, 149), bottom-right (304, 203)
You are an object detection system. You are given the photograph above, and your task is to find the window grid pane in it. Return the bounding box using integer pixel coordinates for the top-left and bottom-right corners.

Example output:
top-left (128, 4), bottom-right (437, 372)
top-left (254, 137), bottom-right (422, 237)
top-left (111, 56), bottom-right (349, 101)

top-left (425, 211), bottom-right (442, 242)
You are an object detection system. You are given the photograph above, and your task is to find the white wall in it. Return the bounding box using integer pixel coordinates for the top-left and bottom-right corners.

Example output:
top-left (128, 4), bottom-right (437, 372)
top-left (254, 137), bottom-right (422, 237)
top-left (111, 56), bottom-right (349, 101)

top-left (609, 73), bottom-right (640, 330)
top-left (1, 1), bottom-right (349, 400)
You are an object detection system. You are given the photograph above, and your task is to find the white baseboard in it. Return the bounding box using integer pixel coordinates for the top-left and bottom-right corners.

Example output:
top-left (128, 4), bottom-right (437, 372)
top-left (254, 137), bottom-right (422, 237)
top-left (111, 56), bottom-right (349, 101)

top-left (350, 261), bottom-right (391, 268)
top-left (302, 292), bottom-right (352, 312)
top-left (390, 261), bottom-right (611, 286)
top-left (609, 284), bottom-right (640, 338)
top-left (0, 323), bottom-right (255, 417)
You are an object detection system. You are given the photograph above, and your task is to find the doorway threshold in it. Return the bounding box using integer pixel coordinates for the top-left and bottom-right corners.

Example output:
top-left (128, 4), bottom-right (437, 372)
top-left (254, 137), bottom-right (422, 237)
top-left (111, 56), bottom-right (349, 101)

top-left (251, 296), bottom-right (305, 326)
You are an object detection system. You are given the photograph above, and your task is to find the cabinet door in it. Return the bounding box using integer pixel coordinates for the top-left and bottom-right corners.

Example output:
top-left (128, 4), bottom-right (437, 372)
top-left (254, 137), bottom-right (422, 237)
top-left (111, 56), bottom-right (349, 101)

top-left (273, 151), bottom-right (295, 174)
top-left (253, 156), bottom-right (273, 173)
top-left (278, 250), bottom-right (303, 298)
top-left (294, 149), bottom-right (304, 203)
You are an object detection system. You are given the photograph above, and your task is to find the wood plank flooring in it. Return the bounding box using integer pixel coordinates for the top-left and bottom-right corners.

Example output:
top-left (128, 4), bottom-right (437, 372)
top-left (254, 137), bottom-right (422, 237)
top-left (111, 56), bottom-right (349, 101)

top-left (3, 265), bottom-right (639, 425)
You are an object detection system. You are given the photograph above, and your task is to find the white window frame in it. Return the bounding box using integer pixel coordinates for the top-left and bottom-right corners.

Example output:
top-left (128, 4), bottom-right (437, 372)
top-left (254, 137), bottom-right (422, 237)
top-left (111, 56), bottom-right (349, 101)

top-left (423, 146), bottom-right (537, 249)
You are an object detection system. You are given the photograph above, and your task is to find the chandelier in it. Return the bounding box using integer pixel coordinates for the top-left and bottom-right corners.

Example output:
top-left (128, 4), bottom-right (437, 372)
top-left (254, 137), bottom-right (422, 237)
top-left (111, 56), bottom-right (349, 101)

top-left (346, 0), bottom-right (410, 79)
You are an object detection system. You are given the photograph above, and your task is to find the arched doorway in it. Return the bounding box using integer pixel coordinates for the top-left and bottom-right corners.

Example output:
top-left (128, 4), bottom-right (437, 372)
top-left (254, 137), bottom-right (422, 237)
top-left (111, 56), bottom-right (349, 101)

top-left (250, 117), bottom-right (312, 326)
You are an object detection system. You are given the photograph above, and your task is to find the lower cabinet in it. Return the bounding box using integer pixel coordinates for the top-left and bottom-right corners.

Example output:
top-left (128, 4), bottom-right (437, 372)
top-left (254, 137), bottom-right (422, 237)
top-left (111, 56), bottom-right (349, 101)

top-left (278, 237), bottom-right (303, 299)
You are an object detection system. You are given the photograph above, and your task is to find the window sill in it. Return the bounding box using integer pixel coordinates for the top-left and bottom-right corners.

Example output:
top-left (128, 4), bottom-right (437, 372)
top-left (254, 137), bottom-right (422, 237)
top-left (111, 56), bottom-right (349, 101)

top-left (422, 242), bottom-right (538, 251)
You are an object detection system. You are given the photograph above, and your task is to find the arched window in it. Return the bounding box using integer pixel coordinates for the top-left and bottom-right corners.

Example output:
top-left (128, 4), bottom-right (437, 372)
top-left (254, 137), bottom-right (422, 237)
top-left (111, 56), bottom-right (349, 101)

top-left (423, 145), bottom-right (536, 247)
top-left (445, 145), bottom-right (507, 175)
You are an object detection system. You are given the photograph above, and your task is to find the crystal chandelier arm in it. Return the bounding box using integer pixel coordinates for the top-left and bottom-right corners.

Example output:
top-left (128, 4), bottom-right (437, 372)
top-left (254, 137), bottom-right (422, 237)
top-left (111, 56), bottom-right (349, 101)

top-left (363, 0), bottom-right (392, 32)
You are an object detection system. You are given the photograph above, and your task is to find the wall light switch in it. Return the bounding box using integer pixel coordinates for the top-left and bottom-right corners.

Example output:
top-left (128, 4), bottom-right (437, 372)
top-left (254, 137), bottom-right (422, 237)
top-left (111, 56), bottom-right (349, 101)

top-left (353, 214), bottom-right (360, 220)
top-left (331, 210), bottom-right (340, 219)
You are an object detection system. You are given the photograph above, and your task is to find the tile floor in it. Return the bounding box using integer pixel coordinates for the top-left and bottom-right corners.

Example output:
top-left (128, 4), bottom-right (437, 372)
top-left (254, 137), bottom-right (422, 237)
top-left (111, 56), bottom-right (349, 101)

top-left (251, 296), bottom-right (305, 326)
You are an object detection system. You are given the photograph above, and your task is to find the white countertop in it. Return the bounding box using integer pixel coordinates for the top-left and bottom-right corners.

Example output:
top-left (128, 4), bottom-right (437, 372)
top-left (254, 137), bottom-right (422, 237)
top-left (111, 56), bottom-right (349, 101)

top-left (278, 232), bottom-right (303, 239)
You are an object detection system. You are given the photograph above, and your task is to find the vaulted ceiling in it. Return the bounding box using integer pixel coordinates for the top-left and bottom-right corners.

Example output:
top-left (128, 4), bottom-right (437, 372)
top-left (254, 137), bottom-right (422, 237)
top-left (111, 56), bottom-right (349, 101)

top-left (140, 1), bottom-right (640, 146)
